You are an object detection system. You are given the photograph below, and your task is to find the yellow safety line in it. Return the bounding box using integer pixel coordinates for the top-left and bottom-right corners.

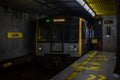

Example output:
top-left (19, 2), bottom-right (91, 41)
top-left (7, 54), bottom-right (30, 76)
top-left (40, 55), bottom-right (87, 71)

top-left (84, 66), bottom-right (101, 71)
top-left (98, 75), bottom-right (106, 80)
top-left (90, 62), bottom-right (101, 65)
top-left (66, 72), bottom-right (79, 80)
top-left (70, 51), bottom-right (97, 68)
top-left (76, 66), bottom-right (85, 71)
top-left (86, 74), bottom-right (106, 80)
top-left (66, 51), bottom-right (109, 80)
top-left (67, 51), bottom-right (97, 80)
top-left (87, 74), bottom-right (97, 80)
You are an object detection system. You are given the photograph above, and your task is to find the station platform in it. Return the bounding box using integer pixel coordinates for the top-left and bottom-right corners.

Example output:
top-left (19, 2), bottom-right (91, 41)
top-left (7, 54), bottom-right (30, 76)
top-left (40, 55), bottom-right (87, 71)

top-left (51, 51), bottom-right (117, 80)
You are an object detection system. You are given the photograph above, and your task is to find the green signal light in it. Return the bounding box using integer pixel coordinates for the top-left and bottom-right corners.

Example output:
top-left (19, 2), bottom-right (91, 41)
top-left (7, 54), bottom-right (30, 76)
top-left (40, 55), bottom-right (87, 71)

top-left (46, 19), bottom-right (50, 23)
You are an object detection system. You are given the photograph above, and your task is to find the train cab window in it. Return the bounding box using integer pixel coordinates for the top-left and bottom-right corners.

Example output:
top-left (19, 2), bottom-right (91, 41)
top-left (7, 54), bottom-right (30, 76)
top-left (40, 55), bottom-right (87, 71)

top-left (52, 25), bottom-right (63, 43)
top-left (64, 24), bottom-right (79, 43)
top-left (38, 25), bottom-right (50, 42)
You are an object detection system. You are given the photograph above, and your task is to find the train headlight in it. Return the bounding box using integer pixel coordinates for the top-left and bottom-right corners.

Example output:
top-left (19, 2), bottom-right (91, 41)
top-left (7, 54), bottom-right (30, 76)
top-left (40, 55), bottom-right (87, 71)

top-left (70, 45), bottom-right (77, 52)
top-left (106, 35), bottom-right (110, 38)
top-left (73, 48), bottom-right (77, 51)
top-left (39, 47), bottom-right (42, 50)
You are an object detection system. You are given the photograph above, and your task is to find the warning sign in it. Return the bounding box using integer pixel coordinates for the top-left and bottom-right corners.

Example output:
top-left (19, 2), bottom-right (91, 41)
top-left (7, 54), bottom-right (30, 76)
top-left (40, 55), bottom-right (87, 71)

top-left (7, 32), bottom-right (23, 38)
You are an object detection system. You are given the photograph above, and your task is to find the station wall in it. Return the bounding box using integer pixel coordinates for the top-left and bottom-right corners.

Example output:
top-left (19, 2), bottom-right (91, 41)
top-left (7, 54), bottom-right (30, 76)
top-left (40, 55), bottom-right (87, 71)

top-left (102, 16), bottom-right (117, 52)
top-left (0, 7), bottom-right (36, 61)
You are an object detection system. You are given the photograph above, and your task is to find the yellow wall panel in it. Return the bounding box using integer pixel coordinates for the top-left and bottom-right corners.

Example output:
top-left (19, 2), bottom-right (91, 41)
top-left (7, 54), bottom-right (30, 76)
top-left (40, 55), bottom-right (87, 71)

top-left (7, 32), bottom-right (23, 38)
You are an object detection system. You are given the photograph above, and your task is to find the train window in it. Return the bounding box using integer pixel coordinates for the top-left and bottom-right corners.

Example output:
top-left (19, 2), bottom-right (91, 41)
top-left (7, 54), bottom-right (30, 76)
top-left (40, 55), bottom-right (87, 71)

top-left (63, 24), bottom-right (79, 42)
top-left (38, 24), bottom-right (50, 42)
top-left (52, 25), bottom-right (63, 43)
top-left (90, 26), bottom-right (94, 39)
top-left (82, 21), bottom-right (85, 41)
top-left (82, 21), bottom-right (90, 43)
top-left (86, 25), bottom-right (90, 40)
top-left (63, 26), bottom-right (69, 42)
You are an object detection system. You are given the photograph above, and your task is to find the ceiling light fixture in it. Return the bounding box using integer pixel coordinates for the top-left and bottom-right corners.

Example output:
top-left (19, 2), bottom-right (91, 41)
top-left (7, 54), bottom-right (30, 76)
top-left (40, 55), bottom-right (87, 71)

top-left (76, 0), bottom-right (85, 6)
top-left (84, 4), bottom-right (89, 11)
top-left (76, 0), bottom-right (95, 17)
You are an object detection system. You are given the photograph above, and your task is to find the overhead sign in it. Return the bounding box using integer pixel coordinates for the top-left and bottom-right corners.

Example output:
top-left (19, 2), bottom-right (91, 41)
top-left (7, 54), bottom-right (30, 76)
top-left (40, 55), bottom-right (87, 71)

top-left (104, 20), bottom-right (113, 24)
top-left (53, 18), bottom-right (66, 22)
top-left (7, 32), bottom-right (23, 38)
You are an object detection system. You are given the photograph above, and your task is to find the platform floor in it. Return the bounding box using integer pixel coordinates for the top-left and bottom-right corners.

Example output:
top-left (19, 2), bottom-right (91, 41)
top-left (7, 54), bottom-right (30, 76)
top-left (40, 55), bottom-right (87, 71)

top-left (51, 51), bottom-right (118, 80)
top-left (0, 51), bottom-right (119, 80)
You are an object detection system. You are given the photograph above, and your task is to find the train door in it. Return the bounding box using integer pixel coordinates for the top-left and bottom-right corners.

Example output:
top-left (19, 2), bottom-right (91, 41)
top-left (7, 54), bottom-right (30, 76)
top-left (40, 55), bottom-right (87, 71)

top-left (102, 16), bottom-right (117, 52)
top-left (51, 24), bottom-right (63, 52)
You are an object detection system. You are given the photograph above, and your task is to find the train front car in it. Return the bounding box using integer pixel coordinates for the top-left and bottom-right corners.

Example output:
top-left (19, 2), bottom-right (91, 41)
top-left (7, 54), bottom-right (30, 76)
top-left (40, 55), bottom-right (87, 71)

top-left (37, 16), bottom-right (90, 68)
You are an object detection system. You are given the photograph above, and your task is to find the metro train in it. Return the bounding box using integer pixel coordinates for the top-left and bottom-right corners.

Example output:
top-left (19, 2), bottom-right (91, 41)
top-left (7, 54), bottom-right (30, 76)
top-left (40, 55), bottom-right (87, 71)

top-left (36, 16), bottom-right (91, 68)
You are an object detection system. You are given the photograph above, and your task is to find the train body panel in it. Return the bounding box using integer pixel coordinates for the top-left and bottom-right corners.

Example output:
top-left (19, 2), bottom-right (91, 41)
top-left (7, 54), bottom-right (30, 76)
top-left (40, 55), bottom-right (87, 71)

top-left (38, 43), bottom-right (50, 56)
top-left (63, 43), bottom-right (79, 57)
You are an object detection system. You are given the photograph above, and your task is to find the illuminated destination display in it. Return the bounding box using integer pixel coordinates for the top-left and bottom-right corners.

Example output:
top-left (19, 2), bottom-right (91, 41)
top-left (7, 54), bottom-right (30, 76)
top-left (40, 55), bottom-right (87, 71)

top-left (53, 18), bottom-right (66, 22)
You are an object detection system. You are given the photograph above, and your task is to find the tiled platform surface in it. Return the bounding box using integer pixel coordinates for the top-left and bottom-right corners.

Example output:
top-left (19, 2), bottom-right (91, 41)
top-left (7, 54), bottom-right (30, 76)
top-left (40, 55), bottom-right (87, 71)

top-left (51, 51), bottom-right (117, 80)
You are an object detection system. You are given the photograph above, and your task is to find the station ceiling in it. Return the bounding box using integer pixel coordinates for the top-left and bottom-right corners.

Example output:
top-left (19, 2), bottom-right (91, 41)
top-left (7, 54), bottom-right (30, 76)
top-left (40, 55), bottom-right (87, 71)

top-left (0, 0), bottom-right (117, 18)
top-left (85, 0), bottom-right (116, 16)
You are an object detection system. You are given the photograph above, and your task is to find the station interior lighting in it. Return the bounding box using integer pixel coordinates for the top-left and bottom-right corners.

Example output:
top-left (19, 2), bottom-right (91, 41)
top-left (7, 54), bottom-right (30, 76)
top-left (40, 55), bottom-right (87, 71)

top-left (53, 19), bottom-right (66, 22)
top-left (76, 0), bottom-right (95, 17)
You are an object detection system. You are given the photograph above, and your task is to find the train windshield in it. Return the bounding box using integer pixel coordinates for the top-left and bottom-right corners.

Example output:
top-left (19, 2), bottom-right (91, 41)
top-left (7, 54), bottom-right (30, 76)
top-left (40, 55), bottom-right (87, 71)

top-left (52, 25), bottom-right (63, 43)
top-left (63, 24), bottom-right (79, 42)
top-left (38, 24), bottom-right (50, 42)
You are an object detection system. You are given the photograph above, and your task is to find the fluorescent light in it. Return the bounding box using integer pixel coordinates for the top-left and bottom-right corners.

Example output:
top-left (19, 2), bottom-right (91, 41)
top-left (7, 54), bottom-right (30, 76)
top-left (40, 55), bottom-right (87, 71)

top-left (88, 9), bottom-right (92, 14)
top-left (76, 0), bottom-right (95, 17)
top-left (84, 4), bottom-right (89, 11)
top-left (53, 19), bottom-right (66, 22)
top-left (91, 12), bottom-right (95, 17)
top-left (76, 0), bottom-right (85, 6)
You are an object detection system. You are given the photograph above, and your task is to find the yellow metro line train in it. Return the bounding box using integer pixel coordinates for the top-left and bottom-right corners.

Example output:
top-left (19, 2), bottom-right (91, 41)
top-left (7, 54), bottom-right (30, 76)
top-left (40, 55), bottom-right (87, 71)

top-left (36, 16), bottom-right (91, 67)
